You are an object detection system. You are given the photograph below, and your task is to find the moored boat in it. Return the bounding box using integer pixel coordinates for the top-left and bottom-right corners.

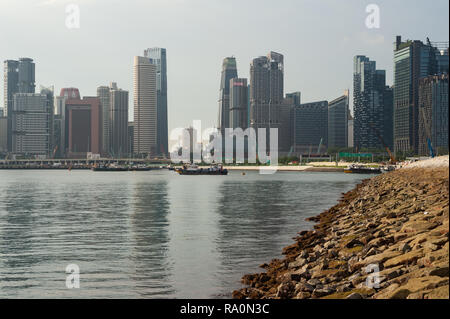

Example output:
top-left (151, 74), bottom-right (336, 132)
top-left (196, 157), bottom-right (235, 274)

top-left (344, 164), bottom-right (381, 174)
top-left (175, 164), bottom-right (228, 175)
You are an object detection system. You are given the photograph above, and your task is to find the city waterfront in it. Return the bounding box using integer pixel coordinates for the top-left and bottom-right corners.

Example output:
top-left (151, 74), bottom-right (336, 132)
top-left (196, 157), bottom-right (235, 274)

top-left (0, 169), bottom-right (369, 298)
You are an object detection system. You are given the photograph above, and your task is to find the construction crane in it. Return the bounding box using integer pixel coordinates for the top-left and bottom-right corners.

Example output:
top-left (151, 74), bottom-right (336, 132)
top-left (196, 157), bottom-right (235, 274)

top-left (369, 123), bottom-right (396, 164)
top-left (317, 137), bottom-right (323, 155)
top-left (419, 107), bottom-right (435, 158)
top-left (52, 145), bottom-right (58, 159)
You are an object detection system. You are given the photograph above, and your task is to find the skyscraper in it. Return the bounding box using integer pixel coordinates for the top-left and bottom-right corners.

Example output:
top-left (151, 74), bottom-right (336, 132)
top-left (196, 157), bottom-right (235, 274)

top-left (65, 96), bottom-right (102, 158)
top-left (133, 56), bottom-right (157, 156)
top-left (109, 84), bottom-right (129, 157)
top-left (393, 36), bottom-right (449, 154)
top-left (3, 58), bottom-right (36, 152)
top-left (328, 90), bottom-right (349, 150)
top-left (418, 73), bottom-right (449, 156)
top-left (353, 55), bottom-right (392, 150)
top-left (249, 51), bottom-right (284, 152)
top-left (97, 85), bottom-right (111, 156)
top-left (144, 47), bottom-right (168, 156)
top-left (229, 78), bottom-right (248, 129)
top-left (11, 93), bottom-right (52, 156)
top-left (293, 101), bottom-right (328, 155)
top-left (218, 57), bottom-right (238, 132)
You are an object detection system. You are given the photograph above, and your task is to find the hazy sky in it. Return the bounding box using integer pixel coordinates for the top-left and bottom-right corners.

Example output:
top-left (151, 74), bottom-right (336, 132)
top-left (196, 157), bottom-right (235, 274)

top-left (1, 0), bottom-right (449, 133)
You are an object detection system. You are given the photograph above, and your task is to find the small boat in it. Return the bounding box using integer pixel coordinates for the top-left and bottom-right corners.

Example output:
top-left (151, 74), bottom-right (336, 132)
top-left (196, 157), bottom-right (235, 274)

top-left (344, 164), bottom-right (381, 174)
top-left (175, 164), bottom-right (228, 175)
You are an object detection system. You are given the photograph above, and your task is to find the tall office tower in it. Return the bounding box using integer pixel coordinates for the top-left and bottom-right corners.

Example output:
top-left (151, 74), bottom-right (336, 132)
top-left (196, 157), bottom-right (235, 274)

top-left (11, 93), bottom-right (51, 156)
top-left (218, 57), bottom-right (238, 132)
top-left (353, 55), bottom-right (392, 150)
top-left (97, 85), bottom-right (111, 156)
top-left (286, 92), bottom-right (301, 106)
top-left (393, 36), bottom-right (449, 154)
top-left (65, 96), bottom-right (102, 158)
top-left (249, 52), bottom-right (284, 151)
top-left (144, 47), bottom-right (168, 156)
top-left (109, 84), bottom-right (129, 157)
top-left (4, 58), bottom-right (36, 151)
top-left (418, 73), bottom-right (449, 156)
top-left (40, 86), bottom-right (54, 156)
top-left (292, 101), bottom-right (328, 155)
top-left (229, 78), bottom-right (248, 129)
top-left (133, 56), bottom-right (157, 156)
top-left (328, 90), bottom-right (349, 149)
top-left (0, 108), bottom-right (3, 117)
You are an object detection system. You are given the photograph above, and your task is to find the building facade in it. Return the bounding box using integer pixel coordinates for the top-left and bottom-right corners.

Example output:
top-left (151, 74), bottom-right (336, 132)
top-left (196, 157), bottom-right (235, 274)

top-left (109, 85), bottom-right (129, 157)
top-left (97, 85), bottom-right (111, 156)
top-left (249, 52), bottom-right (284, 152)
top-left (353, 55), bottom-right (393, 151)
top-left (65, 97), bottom-right (102, 158)
top-left (293, 101), bottom-right (328, 155)
top-left (393, 36), bottom-right (449, 154)
top-left (229, 78), bottom-right (248, 129)
top-left (328, 90), bottom-right (349, 150)
top-left (11, 93), bottom-right (52, 156)
top-left (144, 47), bottom-right (168, 156)
top-left (218, 57), bottom-right (238, 132)
top-left (418, 73), bottom-right (449, 156)
top-left (4, 58), bottom-right (36, 151)
top-left (133, 56), bottom-right (157, 156)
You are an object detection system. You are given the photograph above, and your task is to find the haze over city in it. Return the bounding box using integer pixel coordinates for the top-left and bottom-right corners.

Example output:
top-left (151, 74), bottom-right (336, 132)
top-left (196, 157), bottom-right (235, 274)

top-left (1, 0), bottom-right (448, 134)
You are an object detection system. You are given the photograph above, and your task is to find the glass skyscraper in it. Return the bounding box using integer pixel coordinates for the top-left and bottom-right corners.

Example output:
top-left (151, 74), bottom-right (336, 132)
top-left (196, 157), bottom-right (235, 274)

top-left (144, 47), bottom-right (168, 156)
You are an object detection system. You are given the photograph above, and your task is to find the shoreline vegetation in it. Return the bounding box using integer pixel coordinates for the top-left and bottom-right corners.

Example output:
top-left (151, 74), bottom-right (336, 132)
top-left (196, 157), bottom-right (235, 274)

top-left (233, 156), bottom-right (449, 299)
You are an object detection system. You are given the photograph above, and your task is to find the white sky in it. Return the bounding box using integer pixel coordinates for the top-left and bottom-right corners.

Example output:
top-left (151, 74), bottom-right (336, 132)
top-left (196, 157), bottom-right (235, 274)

top-left (0, 0), bottom-right (449, 133)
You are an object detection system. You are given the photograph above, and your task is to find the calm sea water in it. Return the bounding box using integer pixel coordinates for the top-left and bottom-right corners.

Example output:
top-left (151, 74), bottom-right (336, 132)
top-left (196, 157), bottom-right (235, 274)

top-left (0, 169), bottom-right (368, 298)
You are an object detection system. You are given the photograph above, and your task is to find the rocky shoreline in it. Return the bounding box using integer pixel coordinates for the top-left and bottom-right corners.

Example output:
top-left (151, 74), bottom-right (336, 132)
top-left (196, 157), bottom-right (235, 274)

top-left (233, 157), bottom-right (449, 299)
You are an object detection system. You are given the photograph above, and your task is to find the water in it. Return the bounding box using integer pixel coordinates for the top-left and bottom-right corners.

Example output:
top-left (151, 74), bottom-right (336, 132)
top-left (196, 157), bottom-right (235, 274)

top-left (0, 169), bottom-right (369, 298)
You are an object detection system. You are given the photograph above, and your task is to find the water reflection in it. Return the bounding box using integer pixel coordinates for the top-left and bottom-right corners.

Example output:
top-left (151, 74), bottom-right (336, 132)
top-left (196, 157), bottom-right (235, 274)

top-left (129, 181), bottom-right (175, 297)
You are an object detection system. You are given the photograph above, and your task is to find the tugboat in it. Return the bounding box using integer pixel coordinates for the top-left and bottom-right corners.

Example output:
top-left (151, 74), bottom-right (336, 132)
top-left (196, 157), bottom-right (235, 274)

top-left (175, 163), bottom-right (228, 175)
top-left (344, 164), bottom-right (381, 174)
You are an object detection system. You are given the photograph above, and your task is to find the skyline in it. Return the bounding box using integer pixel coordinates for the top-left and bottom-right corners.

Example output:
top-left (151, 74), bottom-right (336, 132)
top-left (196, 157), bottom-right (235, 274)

top-left (0, 0), bottom-right (449, 135)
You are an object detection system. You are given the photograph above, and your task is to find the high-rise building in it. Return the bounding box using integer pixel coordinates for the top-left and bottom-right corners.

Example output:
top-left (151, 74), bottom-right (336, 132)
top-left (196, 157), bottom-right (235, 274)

top-left (229, 78), bottom-right (248, 129)
top-left (133, 56), bottom-right (157, 156)
top-left (4, 58), bottom-right (36, 152)
top-left (109, 84), bottom-right (129, 157)
top-left (11, 93), bottom-right (52, 156)
top-left (418, 73), bottom-right (449, 156)
top-left (393, 36), bottom-right (449, 154)
top-left (65, 96), bottom-right (102, 158)
top-left (353, 55), bottom-right (393, 150)
top-left (218, 57), bottom-right (238, 132)
top-left (328, 90), bottom-right (349, 150)
top-left (97, 85), bottom-right (111, 156)
top-left (293, 101), bottom-right (328, 155)
top-left (285, 92), bottom-right (301, 106)
top-left (144, 47), bottom-right (168, 156)
top-left (52, 89), bottom-right (78, 158)
top-left (249, 52), bottom-right (284, 152)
